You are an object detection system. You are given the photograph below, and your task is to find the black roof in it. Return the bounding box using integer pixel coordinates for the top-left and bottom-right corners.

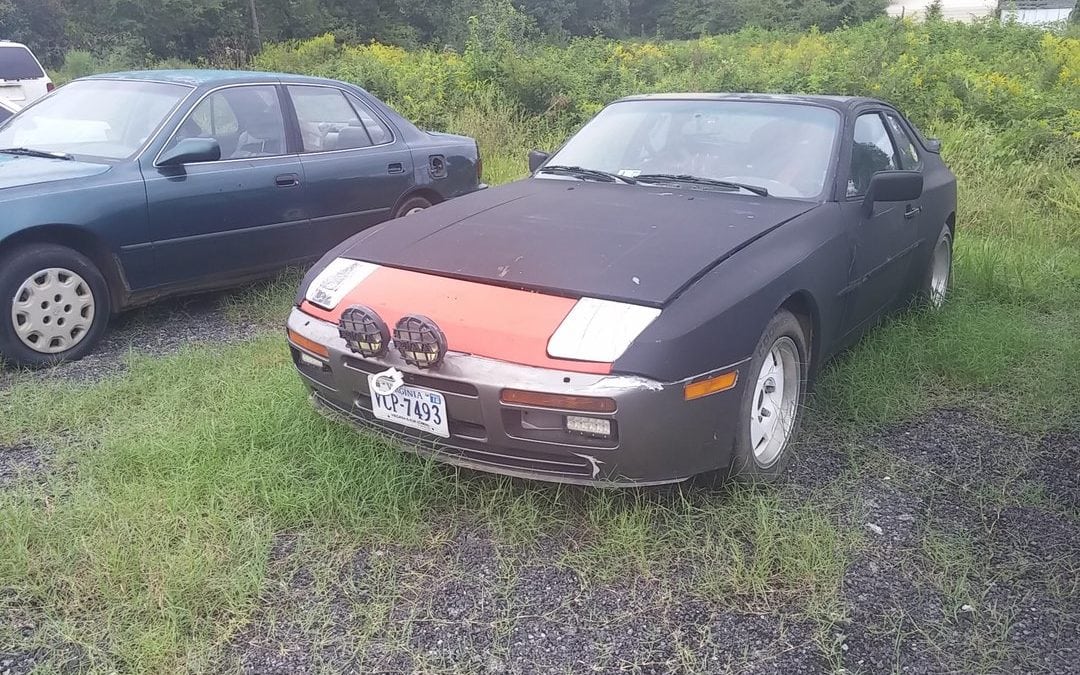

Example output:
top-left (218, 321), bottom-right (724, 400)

top-left (614, 92), bottom-right (886, 111)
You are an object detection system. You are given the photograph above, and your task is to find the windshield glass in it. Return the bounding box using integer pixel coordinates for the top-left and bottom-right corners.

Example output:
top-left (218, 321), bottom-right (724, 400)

top-left (0, 79), bottom-right (190, 160)
top-left (546, 100), bottom-right (840, 199)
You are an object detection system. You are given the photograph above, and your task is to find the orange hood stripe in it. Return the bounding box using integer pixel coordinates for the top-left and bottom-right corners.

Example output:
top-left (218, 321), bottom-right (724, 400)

top-left (300, 266), bottom-right (613, 375)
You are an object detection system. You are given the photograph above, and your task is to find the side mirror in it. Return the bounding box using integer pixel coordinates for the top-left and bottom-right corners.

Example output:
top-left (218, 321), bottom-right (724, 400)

top-left (864, 170), bottom-right (923, 214)
top-left (925, 138), bottom-right (942, 153)
top-left (158, 137), bottom-right (221, 166)
top-left (528, 149), bottom-right (550, 174)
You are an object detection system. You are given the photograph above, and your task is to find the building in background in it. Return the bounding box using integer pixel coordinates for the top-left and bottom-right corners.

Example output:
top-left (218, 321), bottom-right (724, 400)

top-left (887, 0), bottom-right (1076, 22)
top-left (999, 1), bottom-right (1076, 23)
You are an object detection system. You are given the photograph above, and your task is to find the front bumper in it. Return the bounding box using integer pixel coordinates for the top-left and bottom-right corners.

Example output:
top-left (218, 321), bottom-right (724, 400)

top-left (287, 308), bottom-right (746, 486)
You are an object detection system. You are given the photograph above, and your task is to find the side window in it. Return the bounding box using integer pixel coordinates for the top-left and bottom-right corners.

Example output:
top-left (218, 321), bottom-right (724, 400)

top-left (848, 113), bottom-right (899, 197)
top-left (349, 95), bottom-right (393, 145)
top-left (169, 85), bottom-right (285, 160)
top-left (289, 85), bottom-right (373, 152)
top-left (0, 108), bottom-right (11, 124)
top-left (885, 114), bottom-right (922, 171)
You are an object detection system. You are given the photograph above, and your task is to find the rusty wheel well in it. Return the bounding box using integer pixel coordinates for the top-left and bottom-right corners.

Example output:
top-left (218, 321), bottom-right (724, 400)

top-left (0, 226), bottom-right (125, 310)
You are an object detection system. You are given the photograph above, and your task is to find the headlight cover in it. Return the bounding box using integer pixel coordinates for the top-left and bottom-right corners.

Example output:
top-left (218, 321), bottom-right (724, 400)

top-left (547, 298), bottom-right (661, 363)
top-left (304, 258), bottom-right (379, 310)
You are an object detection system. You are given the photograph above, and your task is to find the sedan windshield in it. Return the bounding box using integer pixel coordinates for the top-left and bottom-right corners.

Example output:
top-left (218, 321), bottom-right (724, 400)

top-left (0, 79), bottom-right (190, 160)
top-left (545, 99), bottom-right (840, 199)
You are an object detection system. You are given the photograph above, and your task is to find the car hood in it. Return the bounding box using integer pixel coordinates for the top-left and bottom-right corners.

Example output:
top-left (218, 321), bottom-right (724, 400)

top-left (0, 153), bottom-right (111, 190)
top-left (340, 178), bottom-right (820, 307)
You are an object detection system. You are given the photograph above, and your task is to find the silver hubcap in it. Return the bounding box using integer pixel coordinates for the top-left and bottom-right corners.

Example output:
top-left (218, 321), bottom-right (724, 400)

top-left (10, 267), bottom-right (95, 354)
top-left (930, 236), bottom-right (951, 308)
top-left (405, 206), bottom-right (426, 216)
top-left (750, 337), bottom-right (800, 468)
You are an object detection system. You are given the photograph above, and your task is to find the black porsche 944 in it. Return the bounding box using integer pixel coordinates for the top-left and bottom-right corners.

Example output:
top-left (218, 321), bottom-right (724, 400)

top-left (287, 93), bottom-right (957, 485)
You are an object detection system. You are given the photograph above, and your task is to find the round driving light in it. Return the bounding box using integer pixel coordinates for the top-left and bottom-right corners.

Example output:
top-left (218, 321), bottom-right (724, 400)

top-left (338, 305), bottom-right (389, 357)
top-left (393, 314), bottom-right (447, 368)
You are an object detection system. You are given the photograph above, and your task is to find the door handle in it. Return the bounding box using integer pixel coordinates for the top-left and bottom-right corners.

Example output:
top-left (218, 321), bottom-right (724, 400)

top-left (275, 173), bottom-right (300, 187)
top-left (387, 163), bottom-right (405, 175)
top-left (904, 205), bottom-right (922, 220)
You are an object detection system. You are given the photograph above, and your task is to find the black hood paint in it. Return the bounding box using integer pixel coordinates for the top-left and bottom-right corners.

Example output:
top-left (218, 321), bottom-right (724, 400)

top-left (340, 178), bottom-right (819, 307)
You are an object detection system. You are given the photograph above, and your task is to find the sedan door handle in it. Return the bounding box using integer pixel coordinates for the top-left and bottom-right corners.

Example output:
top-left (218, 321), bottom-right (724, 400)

top-left (387, 163), bottom-right (405, 174)
top-left (904, 205), bottom-right (922, 220)
top-left (275, 173), bottom-right (301, 188)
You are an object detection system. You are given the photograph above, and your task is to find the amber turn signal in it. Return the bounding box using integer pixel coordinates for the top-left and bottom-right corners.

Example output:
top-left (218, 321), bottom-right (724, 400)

top-left (287, 328), bottom-right (330, 359)
top-left (684, 370), bottom-right (738, 401)
top-left (500, 389), bottom-right (617, 413)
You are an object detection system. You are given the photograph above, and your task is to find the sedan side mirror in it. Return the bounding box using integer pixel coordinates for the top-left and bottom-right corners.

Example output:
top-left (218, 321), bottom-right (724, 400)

top-left (864, 170), bottom-right (923, 214)
top-left (158, 137), bottom-right (221, 166)
top-left (925, 138), bottom-right (942, 153)
top-left (528, 149), bottom-right (550, 174)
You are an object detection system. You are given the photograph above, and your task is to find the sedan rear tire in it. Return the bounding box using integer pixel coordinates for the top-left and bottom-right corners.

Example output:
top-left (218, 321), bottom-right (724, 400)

top-left (728, 309), bottom-right (809, 482)
top-left (394, 196), bottom-right (433, 218)
top-left (0, 243), bottom-right (111, 368)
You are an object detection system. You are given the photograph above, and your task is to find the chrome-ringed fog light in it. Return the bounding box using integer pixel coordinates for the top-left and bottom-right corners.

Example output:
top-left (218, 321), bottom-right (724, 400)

top-left (393, 314), bottom-right (447, 368)
top-left (338, 304), bottom-right (390, 357)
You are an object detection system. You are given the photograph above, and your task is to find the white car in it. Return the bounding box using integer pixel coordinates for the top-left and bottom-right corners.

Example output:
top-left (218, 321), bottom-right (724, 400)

top-left (0, 41), bottom-right (52, 107)
top-left (0, 96), bottom-right (19, 123)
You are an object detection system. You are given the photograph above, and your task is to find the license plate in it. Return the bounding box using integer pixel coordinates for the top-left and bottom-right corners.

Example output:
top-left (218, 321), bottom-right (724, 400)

top-left (368, 377), bottom-right (450, 438)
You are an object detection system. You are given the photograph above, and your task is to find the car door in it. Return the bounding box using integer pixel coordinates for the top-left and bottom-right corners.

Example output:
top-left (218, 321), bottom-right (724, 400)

top-left (285, 84), bottom-right (413, 253)
top-left (840, 111), bottom-right (920, 332)
top-left (141, 83), bottom-right (308, 287)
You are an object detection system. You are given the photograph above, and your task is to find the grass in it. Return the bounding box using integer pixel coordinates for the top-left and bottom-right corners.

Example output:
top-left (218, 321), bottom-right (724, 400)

top-left (1, 110), bottom-right (1078, 671)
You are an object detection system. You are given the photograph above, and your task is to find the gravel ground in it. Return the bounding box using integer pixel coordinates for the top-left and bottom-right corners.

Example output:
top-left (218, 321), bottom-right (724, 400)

top-left (215, 411), bottom-right (1078, 674)
top-left (0, 442), bottom-right (52, 490)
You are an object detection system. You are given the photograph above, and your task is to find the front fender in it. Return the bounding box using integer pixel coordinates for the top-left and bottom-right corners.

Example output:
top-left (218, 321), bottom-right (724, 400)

top-left (613, 204), bottom-right (850, 382)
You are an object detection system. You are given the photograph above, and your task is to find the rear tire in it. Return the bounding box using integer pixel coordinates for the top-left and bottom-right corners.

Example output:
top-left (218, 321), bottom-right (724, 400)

top-left (728, 310), bottom-right (809, 482)
top-left (394, 196), bottom-right (433, 218)
top-left (0, 243), bottom-right (111, 368)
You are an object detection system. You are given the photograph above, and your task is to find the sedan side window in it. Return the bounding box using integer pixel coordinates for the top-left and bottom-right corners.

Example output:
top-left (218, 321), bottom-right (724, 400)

top-left (290, 85), bottom-right (376, 152)
top-left (168, 85), bottom-right (286, 160)
top-left (848, 113), bottom-right (899, 197)
top-left (885, 114), bottom-right (922, 171)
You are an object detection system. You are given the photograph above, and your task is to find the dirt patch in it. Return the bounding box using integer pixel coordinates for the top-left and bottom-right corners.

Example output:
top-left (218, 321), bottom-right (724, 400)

top-left (0, 442), bottom-right (52, 489)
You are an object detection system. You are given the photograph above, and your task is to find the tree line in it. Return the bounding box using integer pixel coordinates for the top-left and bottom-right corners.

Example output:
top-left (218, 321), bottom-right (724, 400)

top-left (2, 0), bottom-right (889, 69)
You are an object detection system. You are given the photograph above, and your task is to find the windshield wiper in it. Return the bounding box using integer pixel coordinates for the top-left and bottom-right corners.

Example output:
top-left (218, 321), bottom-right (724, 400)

top-left (538, 164), bottom-right (637, 184)
top-left (635, 173), bottom-right (768, 197)
top-left (0, 147), bottom-right (74, 161)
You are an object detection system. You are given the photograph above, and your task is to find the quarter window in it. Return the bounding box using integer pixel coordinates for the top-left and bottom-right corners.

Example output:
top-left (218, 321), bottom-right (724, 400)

top-left (848, 113), bottom-right (899, 197)
top-left (168, 85), bottom-right (286, 160)
top-left (885, 114), bottom-right (922, 170)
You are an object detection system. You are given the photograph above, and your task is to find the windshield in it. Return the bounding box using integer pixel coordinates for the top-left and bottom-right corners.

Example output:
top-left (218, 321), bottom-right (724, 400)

top-left (546, 100), bottom-right (840, 199)
top-left (0, 79), bottom-right (190, 160)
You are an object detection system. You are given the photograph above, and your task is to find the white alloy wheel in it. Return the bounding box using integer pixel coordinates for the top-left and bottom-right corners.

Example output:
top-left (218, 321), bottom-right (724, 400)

top-left (749, 336), bottom-right (801, 468)
top-left (929, 234), bottom-right (951, 308)
top-left (405, 206), bottom-right (427, 216)
top-left (10, 267), bottom-right (96, 354)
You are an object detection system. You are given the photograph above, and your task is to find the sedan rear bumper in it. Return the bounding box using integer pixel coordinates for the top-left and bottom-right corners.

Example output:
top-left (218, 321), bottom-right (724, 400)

top-left (287, 308), bottom-right (747, 486)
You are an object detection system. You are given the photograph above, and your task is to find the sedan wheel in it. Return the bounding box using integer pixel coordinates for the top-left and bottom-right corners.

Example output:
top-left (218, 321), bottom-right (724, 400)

top-left (11, 267), bottom-right (96, 354)
top-left (749, 336), bottom-right (801, 468)
top-left (0, 243), bottom-right (111, 368)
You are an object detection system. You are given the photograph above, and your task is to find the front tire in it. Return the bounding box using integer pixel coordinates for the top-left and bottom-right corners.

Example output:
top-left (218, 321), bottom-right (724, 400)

top-left (0, 243), bottom-right (111, 368)
top-left (917, 226), bottom-right (952, 309)
top-left (728, 310), bottom-right (809, 482)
